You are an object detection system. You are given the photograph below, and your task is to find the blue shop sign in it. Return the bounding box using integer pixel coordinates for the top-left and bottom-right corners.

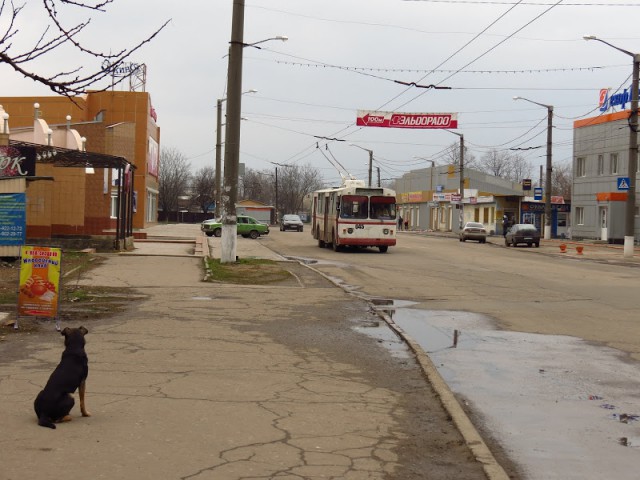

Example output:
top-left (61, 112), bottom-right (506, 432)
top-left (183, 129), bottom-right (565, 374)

top-left (599, 86), bottom-right (640, 112)
top-left (0, 193), bottom-right (26, 246)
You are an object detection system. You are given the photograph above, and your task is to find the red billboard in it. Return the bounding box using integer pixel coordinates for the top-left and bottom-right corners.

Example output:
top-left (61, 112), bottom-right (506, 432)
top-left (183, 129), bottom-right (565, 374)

top-left (356, 110), bottom-right (458, 129)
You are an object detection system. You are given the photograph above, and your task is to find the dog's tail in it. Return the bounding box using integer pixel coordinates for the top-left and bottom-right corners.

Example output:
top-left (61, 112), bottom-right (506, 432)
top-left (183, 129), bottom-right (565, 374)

top-left (38, 415), bottom-right (56, 429)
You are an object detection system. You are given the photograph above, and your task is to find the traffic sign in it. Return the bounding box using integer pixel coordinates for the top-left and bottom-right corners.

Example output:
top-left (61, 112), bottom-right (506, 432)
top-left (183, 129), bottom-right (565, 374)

top-left (617, 177), bottom-right (630, 191)
top-left (534, 187), bottom-right (543, 200)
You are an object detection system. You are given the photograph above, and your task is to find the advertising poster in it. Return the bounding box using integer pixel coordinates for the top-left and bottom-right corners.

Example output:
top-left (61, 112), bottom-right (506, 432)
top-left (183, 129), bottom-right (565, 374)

top-left (0, 193), bottom-right (26, 246)
top-left (18, 246), bottom-right (62, 318)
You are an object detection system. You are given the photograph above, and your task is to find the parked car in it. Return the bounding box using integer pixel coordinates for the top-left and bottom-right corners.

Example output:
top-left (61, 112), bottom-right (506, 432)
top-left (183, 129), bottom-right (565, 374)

top-left (280, 214), bottom-right (304, 232)
top-left (201, 215), bottom-right (269, 239)
top-left (459, 222), bottom-right (487, 243)
top-left (505, 224), bottom-right (540, 247)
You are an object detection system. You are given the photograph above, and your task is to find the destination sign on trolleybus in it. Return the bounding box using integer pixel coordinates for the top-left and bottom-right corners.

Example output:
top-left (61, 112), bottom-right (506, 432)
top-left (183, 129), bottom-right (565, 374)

top-left (356, 110), bottom-right (458, 129)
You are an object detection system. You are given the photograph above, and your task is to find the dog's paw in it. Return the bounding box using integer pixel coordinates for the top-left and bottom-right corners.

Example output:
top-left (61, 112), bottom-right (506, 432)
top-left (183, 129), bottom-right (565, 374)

top-left (81, 410), bottom-right (92, 417)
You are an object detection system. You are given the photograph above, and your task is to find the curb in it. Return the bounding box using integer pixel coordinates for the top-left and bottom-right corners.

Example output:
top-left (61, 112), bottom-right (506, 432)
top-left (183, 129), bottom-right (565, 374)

top-left (299, 260), bottom-right (510, 480)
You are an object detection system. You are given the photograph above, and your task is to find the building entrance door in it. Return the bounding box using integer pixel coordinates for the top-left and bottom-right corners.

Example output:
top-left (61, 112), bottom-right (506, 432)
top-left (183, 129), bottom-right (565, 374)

top-left (599, 207), bottom-right (608, 241)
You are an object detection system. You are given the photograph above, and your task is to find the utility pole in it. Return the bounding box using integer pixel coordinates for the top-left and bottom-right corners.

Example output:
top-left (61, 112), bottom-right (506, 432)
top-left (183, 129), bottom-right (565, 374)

top-left (368, 149), bottom-right (373, 187)
top-left (215, 98), bottom-right (223, 219)
top-left (221, 0), bottom-right (245, 263)
top-left (514, 96), bottom-right (553, 240)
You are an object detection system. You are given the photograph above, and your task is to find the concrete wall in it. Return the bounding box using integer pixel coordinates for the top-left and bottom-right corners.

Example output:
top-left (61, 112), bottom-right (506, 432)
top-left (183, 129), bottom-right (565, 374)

top-left (573, 111), bottom-right (639, 242)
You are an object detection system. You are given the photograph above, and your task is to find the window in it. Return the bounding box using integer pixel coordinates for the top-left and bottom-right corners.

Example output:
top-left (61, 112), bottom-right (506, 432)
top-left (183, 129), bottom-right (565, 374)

top-left (576, 157), bottom-right (586, 177)
top-left (610, 153), bottom-right (619, 175)
top-left (110, 193), bottom-right (118, 218)
top-left (370, 196), bottom-right (396, 219)
top-left (575, 207), bottom-right (584, 226)
top-left (597, 155), bottom-right (604, 175)
top-left (340, 195), bottom-right (368, 219)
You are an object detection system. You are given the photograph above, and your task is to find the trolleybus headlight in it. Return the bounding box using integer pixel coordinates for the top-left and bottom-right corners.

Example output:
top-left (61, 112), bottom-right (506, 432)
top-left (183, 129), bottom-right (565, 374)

top-left (348, 228), bottom-right (354, 234)
top-left (383, 228), bottom-right (390, 235)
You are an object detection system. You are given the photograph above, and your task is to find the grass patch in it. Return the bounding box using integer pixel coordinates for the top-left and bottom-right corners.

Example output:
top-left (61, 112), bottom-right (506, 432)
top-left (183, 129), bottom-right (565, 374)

top-left (205, 258), bottom-right (292, 285)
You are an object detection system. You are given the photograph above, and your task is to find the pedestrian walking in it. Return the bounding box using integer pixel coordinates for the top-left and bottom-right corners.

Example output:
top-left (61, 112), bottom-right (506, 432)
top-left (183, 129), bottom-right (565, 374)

top-left (502, 214), bottom-right (509, 237)
top-left (398, 215), bottom-right (403, 231)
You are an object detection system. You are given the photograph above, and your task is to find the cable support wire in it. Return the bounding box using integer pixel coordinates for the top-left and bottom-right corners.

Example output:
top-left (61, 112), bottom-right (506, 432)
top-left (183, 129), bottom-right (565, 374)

top-left (272, 59), bottom-right (625, 75)
top-left (402, 1), bottom-right (640, 5)
top-left (393, 0), bottom-right (565, 111)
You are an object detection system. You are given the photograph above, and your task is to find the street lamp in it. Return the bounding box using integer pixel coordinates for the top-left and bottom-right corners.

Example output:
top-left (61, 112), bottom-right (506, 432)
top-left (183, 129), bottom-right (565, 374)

top-left (216, 89), bottom-right (257, 218)
top-left (584, 35), bottom-right (638, 258)
top-left (513, 96), bottom-right (553, 240)
top-left (349, 144), bottom-right (373, 186)
top-left (245, 35), bottom-right (288, 48)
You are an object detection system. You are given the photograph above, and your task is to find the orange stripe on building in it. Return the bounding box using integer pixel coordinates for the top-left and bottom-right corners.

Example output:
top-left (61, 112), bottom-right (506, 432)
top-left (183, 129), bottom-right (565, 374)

top-left (574, 110), bottom-right (638, 129)
top-left (596, 192), bottom-right (627, 201)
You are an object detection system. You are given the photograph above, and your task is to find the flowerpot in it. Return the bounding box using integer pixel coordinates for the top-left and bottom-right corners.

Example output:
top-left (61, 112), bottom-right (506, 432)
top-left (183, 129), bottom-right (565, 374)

top-left (576, 246), bottom-right (584, 255)
top-left (559, 244), bottom-right (567, 253)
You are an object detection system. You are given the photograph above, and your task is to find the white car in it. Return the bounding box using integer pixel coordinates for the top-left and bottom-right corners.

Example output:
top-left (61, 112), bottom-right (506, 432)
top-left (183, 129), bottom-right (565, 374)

top-left (459, 222), bottom-right (487, 243)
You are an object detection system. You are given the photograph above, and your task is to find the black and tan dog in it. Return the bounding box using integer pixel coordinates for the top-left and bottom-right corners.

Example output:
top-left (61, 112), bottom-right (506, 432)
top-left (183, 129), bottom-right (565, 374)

top-left (34, 326), bottom-right (91, 429)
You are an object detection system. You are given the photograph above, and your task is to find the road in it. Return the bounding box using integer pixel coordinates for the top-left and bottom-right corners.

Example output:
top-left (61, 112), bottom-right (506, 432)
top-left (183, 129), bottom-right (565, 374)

top-left (261, 229), bottom-right (640, 479)
top-left (263, 229), bottom-right (640, 359)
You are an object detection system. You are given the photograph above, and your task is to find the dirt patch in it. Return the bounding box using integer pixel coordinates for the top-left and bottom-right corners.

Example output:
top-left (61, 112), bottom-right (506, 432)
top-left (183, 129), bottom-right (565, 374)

top-left (0, 253), bottom-right (145, 339)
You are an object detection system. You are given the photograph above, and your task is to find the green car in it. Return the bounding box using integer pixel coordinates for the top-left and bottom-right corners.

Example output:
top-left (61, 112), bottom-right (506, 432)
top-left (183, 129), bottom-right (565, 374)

top-left (201, 215), bottom-right (270, 239)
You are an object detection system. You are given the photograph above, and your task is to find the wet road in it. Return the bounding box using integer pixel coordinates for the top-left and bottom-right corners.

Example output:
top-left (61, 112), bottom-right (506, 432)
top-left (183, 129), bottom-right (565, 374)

top-left (263, 230), bottom-right (640, 479)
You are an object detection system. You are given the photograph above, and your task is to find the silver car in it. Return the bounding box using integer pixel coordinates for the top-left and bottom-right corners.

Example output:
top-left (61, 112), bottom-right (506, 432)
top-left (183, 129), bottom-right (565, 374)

top-left (459, 222), bottom-right (488, 243)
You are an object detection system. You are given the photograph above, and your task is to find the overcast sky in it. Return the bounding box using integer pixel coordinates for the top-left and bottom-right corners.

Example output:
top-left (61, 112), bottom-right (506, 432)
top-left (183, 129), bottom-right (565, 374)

top-left (4, 1), bottom-right (640, 186)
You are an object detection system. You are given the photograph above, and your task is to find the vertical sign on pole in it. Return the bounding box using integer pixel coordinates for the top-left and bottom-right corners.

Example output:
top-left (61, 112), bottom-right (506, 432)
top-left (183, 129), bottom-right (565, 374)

top-left (17, 246), bottom-right (62, 330)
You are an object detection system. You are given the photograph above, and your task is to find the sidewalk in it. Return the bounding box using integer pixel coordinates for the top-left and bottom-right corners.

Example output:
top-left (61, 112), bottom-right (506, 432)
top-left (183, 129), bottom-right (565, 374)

top-left (0, 223), bottom-right (494, 480)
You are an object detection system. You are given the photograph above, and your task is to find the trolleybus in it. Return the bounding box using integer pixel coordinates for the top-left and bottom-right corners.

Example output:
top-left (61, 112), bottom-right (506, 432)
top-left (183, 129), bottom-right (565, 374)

top-left (311, 179), bottom-right (397, 253)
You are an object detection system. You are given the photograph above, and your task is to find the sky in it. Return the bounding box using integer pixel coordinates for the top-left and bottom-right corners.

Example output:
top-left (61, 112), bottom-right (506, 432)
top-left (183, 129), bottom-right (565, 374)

top-left (3, 0), bottom-right (640, 187)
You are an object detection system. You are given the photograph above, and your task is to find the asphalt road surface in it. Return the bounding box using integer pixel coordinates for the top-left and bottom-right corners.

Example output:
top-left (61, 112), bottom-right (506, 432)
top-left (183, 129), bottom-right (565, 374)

top-left (262, 228), bottom-right (640, 479)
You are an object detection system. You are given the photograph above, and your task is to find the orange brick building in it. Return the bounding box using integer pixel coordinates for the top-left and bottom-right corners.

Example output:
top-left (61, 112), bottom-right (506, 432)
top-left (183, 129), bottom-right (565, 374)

top-left (0, 91), bottom-right (160, 238)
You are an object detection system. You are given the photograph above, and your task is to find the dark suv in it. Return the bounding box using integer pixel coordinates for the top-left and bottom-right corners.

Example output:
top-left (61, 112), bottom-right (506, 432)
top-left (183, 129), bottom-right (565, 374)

top-left (505, 224), bottom-right (540, 248)
top-left (280, 214), bottom-right (304, 232)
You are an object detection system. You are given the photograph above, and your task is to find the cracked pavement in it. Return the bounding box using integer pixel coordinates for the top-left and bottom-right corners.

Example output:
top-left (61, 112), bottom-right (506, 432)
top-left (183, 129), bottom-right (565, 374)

top-left (0, 234), bottom-right (488, 480)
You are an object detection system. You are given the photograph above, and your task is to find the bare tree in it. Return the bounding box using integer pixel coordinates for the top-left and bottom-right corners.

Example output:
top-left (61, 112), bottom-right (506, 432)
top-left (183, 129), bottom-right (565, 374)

top-left (478, 149), bottom-right (513, 178)
top-left (441, 141), bottom-right (477, 170)
top-left (241, 164), bottom-right (324, 215)
top-left (158, 147), bottom-right (191, 217)
top-left (0, 1), bottom-right (169, 95)
top-left (191, 166), bottom-right (215, 215)
top-left (509, 153), bottom-right (534, 183)
top-left (277, 164), bottom-right (324, 215)
top-left (243, 169), bottom-right (273, 205)
top-left (552, 159), bottom-right (572, 201)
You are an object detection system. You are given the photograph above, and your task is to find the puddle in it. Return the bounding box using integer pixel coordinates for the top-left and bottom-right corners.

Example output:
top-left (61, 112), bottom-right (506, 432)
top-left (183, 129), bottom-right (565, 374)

top-left (191, 296), bottom-right (214, 301)
top-left (389, 307), bottom-right (487, 354)
top-left (370, 298), bottom-right (418, 317)
top-left (385, 303), bottom-right (640, 479)
top-left (353, 321), bottom-right (411, 359)
top-left (284, 256), bottom-right (318, 265)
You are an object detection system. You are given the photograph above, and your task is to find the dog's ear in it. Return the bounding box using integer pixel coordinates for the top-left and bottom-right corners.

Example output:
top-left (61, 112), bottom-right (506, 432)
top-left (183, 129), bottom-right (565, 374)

top-left (61, 327), bottom-right (71, 337)
top-left (79, 326), bottom-right (88, 335)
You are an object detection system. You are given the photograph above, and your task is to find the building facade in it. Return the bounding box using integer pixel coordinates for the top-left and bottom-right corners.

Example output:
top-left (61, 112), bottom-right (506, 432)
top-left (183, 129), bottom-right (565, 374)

top-left (0, 91), bottom-right (160, 230)
top-left (0, 103), bottom-right (135, 254)
top-left (395, 165), bottom-right (526, 235)
top-left (573, 111), bottom-right (639, 242)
